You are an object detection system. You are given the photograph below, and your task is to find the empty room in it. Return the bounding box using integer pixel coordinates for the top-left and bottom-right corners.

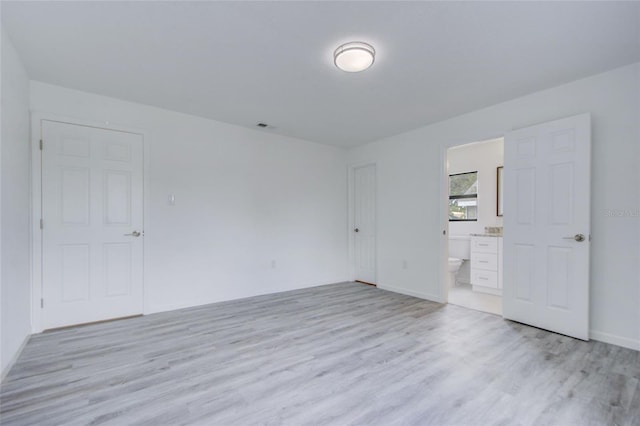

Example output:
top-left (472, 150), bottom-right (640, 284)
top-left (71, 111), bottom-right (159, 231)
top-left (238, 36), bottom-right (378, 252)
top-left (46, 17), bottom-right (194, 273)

top-left (1, 1), bottom-right (639, 425)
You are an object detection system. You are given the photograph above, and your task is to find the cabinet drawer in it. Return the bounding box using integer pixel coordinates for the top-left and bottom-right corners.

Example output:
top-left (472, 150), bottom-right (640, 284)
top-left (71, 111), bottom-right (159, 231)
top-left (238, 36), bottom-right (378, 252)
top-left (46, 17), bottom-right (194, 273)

top-left (471, 269), bottom-right (498, 288)
top-left (471, 237), bottom-right (498, 253)
top-left (471, 253), bottom-right (498, 271)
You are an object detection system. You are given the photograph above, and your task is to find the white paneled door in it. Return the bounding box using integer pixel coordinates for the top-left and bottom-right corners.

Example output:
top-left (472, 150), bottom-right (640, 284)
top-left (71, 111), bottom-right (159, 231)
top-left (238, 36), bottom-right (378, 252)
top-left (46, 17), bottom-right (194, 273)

top-left (353, 164), bottom-right (376, 284)
top-left (41, 120), bottom-right (144, 329)
top-left (503, 113), bottom-right (591, 340)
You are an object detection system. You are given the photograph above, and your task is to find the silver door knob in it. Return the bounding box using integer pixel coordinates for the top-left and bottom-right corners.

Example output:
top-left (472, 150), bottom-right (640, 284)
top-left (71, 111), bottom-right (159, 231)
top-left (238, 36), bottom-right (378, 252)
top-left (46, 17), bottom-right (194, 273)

top-left (563, 233), bottom-right (585, 242)
top-left (124, 231), bottom-right (141, 237)
top-left (354, 228), bottom-right (359, 233)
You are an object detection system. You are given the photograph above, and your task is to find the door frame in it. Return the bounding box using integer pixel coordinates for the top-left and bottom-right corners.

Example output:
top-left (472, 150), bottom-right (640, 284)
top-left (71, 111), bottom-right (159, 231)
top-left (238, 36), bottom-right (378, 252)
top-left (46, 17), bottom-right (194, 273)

top-left (438, 135), bottom-right (505, 303)
top-left (347, 161), bottom-right (377, 284)
top-left (30, 112), bottom-right (150, 333)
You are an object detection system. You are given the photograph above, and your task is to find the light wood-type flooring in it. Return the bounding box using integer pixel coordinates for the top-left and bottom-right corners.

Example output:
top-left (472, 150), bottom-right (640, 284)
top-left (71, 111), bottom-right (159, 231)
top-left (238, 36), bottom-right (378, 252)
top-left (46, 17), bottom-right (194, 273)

top-left (448, 283), bottom-right (502, 316)
top-left (1, 282), bottom-right (639, 425)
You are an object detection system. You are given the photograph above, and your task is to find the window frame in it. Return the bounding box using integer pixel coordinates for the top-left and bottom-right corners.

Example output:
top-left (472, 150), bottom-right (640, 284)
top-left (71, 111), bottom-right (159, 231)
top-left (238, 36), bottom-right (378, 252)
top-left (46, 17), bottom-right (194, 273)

top-left (449, 171), bottom-right (478, 222)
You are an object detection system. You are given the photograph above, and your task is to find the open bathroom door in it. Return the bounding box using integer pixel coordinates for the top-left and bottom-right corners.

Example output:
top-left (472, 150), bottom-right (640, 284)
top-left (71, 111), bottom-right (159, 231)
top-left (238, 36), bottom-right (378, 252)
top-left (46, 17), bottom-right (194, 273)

top-left (503, 113), bottom-right (591, 340)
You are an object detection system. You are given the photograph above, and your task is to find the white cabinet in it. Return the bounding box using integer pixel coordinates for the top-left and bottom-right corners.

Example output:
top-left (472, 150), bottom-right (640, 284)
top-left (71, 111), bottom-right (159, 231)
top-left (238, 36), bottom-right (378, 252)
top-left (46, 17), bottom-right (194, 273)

top-left (470, 236), bottom-right (502, 295)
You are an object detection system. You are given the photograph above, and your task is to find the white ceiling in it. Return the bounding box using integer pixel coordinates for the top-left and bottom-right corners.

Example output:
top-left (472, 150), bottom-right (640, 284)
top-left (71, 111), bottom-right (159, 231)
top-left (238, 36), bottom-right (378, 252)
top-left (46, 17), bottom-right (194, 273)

top-left (2, 1), bottom-right (639, 148)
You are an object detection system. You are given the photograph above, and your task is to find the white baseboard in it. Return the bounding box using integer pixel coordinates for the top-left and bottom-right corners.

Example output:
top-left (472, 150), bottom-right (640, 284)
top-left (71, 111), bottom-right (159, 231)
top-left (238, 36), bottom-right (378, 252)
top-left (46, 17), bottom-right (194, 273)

top-left (146, 281), bottom-right (348, 315)
top-left (146, 298), bottom-right (218, 315)
top-left (378, 285), bottom-right (639, 352)
top-left (589, 329), bottom-right (640, 351)
top-left (377, 283), bottom-right (443, 303)
top-left (1, 334), bottom-right (30, 382)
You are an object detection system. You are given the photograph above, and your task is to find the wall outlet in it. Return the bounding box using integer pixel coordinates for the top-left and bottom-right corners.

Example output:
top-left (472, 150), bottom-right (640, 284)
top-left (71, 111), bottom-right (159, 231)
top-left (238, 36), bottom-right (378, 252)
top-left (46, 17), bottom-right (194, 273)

top-left (271, 260), bottom-right (276, 269)
top-left (402, 260), bottom-right (408, 270)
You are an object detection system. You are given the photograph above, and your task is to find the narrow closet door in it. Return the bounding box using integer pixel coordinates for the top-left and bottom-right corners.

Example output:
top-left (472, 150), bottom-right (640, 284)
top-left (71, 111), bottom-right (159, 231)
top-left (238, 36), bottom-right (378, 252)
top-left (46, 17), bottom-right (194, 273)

top-left (353, 164), bottom-right (376, 284)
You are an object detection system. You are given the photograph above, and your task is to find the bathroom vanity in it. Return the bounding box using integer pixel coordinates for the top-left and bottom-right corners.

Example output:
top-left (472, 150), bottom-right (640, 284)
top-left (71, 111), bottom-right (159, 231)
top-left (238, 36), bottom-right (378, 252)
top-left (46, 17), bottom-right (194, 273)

top-left (470, 235), bottom-right (503, 295)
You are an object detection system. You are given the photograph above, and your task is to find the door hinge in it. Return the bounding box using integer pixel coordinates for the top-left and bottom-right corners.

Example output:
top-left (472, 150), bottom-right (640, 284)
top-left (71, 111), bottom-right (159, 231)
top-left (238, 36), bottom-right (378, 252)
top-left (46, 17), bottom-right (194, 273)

top-left (39, 139), bottom-right (43, 150)
top-left (41, 298), bottom-right (44, 309)
top-left (40, 218), bottom-right (43, 230)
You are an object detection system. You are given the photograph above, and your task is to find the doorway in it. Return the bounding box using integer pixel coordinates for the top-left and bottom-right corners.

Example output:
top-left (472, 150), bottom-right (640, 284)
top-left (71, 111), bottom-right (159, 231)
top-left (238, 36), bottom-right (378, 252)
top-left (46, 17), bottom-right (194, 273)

top-left (445, 138), bottom-right (504, 315)
top-left (442, 114), bottom-right (591, 340)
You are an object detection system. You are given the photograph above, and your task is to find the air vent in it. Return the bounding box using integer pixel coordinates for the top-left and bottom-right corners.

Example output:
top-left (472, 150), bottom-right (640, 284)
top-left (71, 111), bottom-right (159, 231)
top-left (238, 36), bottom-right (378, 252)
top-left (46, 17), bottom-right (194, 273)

top-left (256, 122), bottom-right (269, 128)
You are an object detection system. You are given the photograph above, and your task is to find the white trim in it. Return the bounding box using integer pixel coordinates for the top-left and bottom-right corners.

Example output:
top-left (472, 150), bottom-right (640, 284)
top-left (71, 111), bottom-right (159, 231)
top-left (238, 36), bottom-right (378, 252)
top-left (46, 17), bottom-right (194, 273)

top-left (147, 299), bottom-right (225, 316)
top-left (439, 144), bottom-right (449, 304)
top-left (30, 112), bottom-right (150, 333)
top-left (347, 161), bottom-right (377, 284)
top-left (30, 115), bottom-right (42, 333)
top-left (589, 329), bottom-right (640, 351)
top-left (1, 334), bottom-right (30, 382)
top-left (147, 281), bottom-right (344, 315)
top-left (377, 283), bottom-right (443, 303)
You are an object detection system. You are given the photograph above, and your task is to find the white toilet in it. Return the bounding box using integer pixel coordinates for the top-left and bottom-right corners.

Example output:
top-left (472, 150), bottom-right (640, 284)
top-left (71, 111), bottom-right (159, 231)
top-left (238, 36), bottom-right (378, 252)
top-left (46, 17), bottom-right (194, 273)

top-left (448, 237), bottom-right (471, 289)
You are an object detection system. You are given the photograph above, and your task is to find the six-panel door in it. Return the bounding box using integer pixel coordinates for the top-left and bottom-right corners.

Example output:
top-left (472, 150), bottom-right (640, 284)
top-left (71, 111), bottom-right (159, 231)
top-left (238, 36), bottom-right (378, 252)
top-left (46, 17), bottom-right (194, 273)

top-left (41, 120), bottom-right (144, 329)
top-left (503, 114), bottom-right (591, 340)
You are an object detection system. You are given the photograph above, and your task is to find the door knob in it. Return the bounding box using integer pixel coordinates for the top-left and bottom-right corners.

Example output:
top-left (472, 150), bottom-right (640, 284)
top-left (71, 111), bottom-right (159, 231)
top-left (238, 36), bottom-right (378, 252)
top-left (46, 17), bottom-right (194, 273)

top-left (124, 231), bottom-right (141, 237)
top-left (354, 228), bottom-right (360, 233)
top-left (563, 233), bottom-right (585, 242)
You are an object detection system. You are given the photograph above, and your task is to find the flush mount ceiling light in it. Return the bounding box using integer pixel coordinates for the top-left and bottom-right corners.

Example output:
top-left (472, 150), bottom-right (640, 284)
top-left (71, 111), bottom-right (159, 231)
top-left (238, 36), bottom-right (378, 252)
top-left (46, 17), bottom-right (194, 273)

top-left (334, 42), bottom-right (375, 73)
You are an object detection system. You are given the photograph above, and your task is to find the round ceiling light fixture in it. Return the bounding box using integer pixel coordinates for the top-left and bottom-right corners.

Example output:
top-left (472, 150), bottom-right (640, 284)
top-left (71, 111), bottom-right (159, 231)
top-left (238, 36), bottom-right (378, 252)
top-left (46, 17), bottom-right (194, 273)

top-left (334, 41), bottom-right (375, 73)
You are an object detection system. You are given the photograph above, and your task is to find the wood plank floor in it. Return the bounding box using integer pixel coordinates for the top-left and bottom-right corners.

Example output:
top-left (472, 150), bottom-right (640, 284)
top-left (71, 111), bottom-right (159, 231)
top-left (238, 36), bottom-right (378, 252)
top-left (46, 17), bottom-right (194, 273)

top-left (1, 282), bottom-right (639, 425)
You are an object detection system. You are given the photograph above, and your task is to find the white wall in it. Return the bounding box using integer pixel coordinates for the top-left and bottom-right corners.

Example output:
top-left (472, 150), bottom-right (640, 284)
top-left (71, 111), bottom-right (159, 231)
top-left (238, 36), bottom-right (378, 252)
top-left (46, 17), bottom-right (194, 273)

top-left (1, 28), bottom-right (32, 377)
top-left (30, 82), bottom-right (348, 318)
top-left (448, 138), bottom-right (504, 236)
top-left (349, 63), bottom-right (640, 349)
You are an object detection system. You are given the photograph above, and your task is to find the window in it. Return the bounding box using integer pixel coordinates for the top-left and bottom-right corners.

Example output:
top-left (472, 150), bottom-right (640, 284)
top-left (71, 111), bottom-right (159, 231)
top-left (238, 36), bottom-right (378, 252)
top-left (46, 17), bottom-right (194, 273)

top-left (449, 171), bottom-right (478, 221)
